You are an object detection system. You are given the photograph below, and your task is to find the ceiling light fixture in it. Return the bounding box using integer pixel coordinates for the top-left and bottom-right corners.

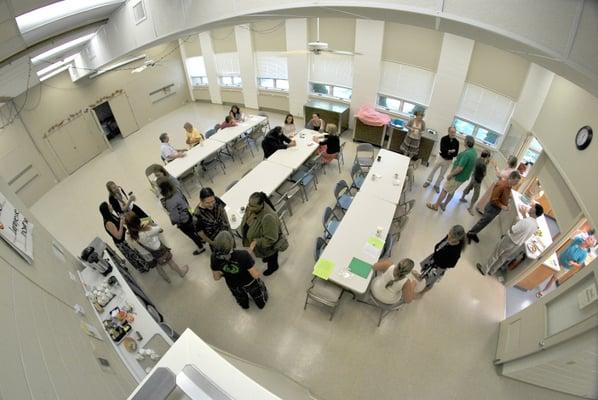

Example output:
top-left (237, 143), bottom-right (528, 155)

top-left (31, 33), bottom-right (95, 64)
top-left (39, 65), bottom-right (72, 82)
top-left (37, 55), bottom-right (78, 76)
top-left (89, 54), bottom-right (147, 78)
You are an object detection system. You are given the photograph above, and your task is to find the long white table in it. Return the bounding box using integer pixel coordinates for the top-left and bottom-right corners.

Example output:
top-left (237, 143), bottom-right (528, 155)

top-left (222, 160), bottom-right (293, 229)
top-left (210, 115), bottom-right (268, 144)
top-left (163, 139), bottom-right (225, 179)
top-left (266, 129), bottom-right (320, 170)
top-left (359, 148), bottom-right (411, 205)
top-left (319, 192), bottom-right (397, 294)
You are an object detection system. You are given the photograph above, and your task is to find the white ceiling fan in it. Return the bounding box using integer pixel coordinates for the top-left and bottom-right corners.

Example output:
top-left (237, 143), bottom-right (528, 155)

top-left (289, 17), bottom-right (362, 56)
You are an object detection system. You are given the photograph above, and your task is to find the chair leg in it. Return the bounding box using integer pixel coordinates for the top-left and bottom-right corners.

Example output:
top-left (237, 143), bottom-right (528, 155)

top-left (337, 159), bottom-right (341, 174)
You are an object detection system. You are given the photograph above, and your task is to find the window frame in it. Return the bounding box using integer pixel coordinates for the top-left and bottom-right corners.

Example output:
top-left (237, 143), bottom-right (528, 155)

top-left (452, 116), bottom-right (504, 149)
top-left (376, 93), bottom-right (426, 117)
top-left (218, 75), bottom-right (242, 88)
top-left (309, 81), bottom-right (352, 103)
top-left (190, 76), bottom-right (208, 87)
top-left (256, 77), bottom-right (289, 92)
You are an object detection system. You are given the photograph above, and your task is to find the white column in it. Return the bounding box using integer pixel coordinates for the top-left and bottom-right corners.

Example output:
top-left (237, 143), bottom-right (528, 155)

top-left (511, 63), bottom-right (555, 131)
top-left (285, 19), bottom-right (309, 118)
top-left (234, 25), bottom-right (259, 110)
top-left (178, 38), bottom-right (195, 102)
top-left (350, 19), bottom-right (385, 127)
top-left (199, 32), bottom-right (222, 104)
top-left (426, 33), bottom-right (474, 133)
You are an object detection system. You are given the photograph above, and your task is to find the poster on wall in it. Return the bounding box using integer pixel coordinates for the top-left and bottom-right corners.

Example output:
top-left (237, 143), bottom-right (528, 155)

top-left (0, 192), bottom-right (34, 264)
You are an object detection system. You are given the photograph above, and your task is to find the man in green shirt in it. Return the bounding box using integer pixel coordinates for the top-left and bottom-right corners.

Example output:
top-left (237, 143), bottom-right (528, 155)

top-left (427, 135), bottom-right (477, 211)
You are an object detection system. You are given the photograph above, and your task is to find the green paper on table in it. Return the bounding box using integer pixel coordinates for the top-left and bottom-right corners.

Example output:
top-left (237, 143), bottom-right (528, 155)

top-left (314, 258), bottom-right (334, 280)
top-left (367, 236), bottom-right (384, 250)
top-left (348, 257), bottom-right (372, 278)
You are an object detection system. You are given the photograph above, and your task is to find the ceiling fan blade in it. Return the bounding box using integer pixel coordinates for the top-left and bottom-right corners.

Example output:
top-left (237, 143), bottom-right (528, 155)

top-left (282, 50), bottom-right (311, 55)
top-left (324, 49), bottom-right (363, 56)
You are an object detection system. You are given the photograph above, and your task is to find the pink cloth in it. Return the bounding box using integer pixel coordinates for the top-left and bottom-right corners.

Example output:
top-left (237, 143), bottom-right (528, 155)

top-left (355, 105), bottom-right (391, 127)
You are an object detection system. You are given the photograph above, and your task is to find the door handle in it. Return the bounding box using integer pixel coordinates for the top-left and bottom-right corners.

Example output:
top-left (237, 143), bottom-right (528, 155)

top-left (539, 340), bottom-right (545, 348)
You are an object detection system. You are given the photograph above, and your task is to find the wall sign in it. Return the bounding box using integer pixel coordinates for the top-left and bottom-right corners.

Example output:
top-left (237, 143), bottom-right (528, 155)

top-left (0, 192), bottom-right (34, 263)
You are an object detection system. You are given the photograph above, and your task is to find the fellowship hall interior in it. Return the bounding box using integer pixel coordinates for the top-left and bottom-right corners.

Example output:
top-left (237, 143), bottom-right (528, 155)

top-left (1, 1), bottom-right (598, 399)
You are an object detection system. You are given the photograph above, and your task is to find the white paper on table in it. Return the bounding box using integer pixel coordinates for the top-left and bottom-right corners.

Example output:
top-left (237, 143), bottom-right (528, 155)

top-left (362, 242), bottom-right (380, 262)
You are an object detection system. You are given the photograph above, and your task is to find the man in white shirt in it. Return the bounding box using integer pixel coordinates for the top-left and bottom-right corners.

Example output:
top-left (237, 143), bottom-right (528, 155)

top-left (160, 133), bottom-right (186, 162)
top-left (477, 203), bottom-right (544, 277)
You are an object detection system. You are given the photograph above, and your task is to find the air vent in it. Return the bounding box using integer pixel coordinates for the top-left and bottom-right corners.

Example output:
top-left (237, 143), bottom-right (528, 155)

top-left (132, 0), bottom-right (147, 24)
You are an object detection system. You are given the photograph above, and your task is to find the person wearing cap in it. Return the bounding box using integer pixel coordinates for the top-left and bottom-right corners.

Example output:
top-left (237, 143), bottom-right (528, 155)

top-left (476, 203), bottom-right (544, 277)
top-left (210, 231), bottom-right (268, 309)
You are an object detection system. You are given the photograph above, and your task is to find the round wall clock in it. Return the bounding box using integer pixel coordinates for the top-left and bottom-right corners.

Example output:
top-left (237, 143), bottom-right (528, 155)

top-left (575, 126), bottom-right (593, 150)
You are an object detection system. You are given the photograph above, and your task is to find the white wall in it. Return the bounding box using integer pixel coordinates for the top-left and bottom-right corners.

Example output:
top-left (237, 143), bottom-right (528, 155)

top-left (199, 32), bottom-right (223, 105)
top-left (234, 25), bottom-right (259, 109)
top-left (285, 19), bottom-right (309, 117)
top-left (512, 63), bottom-right (555, 132)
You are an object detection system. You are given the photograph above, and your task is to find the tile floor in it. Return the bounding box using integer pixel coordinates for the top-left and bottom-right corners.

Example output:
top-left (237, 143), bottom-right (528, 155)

top-left (31, 102), bottom-right (581, 400)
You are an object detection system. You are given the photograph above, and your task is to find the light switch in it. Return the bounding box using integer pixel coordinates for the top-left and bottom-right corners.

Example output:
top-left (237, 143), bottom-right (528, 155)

top-left (577, 283), bottom-right (598, 310)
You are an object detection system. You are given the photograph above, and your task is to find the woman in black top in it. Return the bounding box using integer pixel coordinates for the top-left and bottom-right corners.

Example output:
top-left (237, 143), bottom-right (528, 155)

top-left (193, 187), bottom-right (230, 248)
top-left (314, 123), bottom-right (341, 163)
top-left (419, 225), bottom-right (466, 293)
top-left (229, 105), bottom-right (242, 121)
top-left (99, 202), bottom-right (153, 272)
top-left (261, 126), bottom-right (296, 159)
top-left (106, 181), bottom-right (148, 218)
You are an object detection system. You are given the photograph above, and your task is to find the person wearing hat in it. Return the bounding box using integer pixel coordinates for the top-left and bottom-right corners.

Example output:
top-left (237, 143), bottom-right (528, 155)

top-left (211, 231), bottom-right (268, 309)
top-left (399, 106), bottom-right (426, 159)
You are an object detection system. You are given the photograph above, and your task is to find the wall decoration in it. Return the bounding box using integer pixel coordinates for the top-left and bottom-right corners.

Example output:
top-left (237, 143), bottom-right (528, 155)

top-left (0, 191), bottom-right (34, 263)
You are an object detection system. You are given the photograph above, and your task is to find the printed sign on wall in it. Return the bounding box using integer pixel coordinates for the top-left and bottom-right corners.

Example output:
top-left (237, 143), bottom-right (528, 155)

top-left (0, 192), bottom-right (34, 264)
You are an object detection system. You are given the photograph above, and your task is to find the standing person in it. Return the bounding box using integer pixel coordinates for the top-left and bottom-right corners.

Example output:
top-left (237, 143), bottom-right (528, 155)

top-left (211, 231), bottom-right (268, 310)
top-left (467, 171), bottom-right (521, 244)
top-left (229, 105), bottom-right (242, 121)
top-left (183, 122), bottom-right (205, 148)
top-left (220, 115), bottom-right (238, 129)
top-left (460, 150), bottom-right (491, 215)
top-left (370, 258), bottom-right (423, 305)
top-left (475, 155), bottom-right (518, 214)
top-left (240, 192), bottom-right (288, 276)
top-left (160, 133), bottom-right (187, 162)
top-left (261, 126), bottom-right (296, 159)
top-left (423, 126), bottom-right (459, 192)
top-left (418, 225), bottom-right (467, 293)
top-left (282, 114), bottom-right (296, 137)
top-left (427, 135), bottom-right (477, 211)
top-left (193, 187), bottom-right (230, 249)
top-left (399, 108), bottom-right (426, 160)
top-left (306, 113), bottom-right (325, 132)
top-left (124, 212), bottom-right (189, 280)
top-left (476, 203), bottom-right (544, 277)
top-left (538, 235), bottom-right (596, 297)
top-left (99, 202), bottom-right (153, 272)
top-left (313, 123), bottom-right (340, 163)
top-left (106, 181), bottom-right (148, 218)
top-left (148, 164), bottom-right (184, 197)
top-left (157, 177), bottom-right (205, 255)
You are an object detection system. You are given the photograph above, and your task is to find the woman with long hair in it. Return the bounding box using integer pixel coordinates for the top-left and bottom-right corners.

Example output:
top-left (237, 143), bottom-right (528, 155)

top-left (106, 181), bottom-right (148, 218)
top-left (399, 108), bottom-right (426, 160)
top-left (282, 113), bottom-right (296, 137)
top-left (99, 202), bottom-right (153, 272)
top-left (229, 105), bottom-right (242, 121)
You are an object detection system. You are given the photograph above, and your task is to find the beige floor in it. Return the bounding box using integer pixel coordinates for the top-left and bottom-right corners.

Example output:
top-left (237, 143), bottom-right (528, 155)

top-left (32, 102), bottom-right (580, 400)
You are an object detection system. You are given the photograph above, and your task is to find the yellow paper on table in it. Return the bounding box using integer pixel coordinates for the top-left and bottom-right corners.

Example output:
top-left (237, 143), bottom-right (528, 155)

top-left (367, 236), bottom-right (384, 250)
top-left (313, 258), bottom-right (335, 280)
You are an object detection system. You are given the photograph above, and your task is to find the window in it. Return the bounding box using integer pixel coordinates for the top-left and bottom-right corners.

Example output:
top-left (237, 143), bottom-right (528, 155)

top-left (377, 95), bottom-right (423, 116)
top-left (378, 62), bottom-right (434, 107)
top-left (215, 52), bottom-right (242, 88)
top-left (309, 82), bottom-right (352, 101)
top-left (185, 56), bottom-right (208, 86)
top-left (522, 137), bottom-right (543, 164)
top-left (255, 52), bottom-right (288, 92)
top-left (309, 54), bottom-right (353, 101)
top-left (454, 83), bottom-right (515, 148)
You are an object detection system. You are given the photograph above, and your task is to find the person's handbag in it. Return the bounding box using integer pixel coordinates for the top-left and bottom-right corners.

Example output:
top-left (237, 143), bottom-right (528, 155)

top-left (274, 230), bottom-right (289, 252)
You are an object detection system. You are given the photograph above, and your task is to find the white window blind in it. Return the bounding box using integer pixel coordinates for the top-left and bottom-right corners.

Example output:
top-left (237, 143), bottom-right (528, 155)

top-left (310, 54), bottom-right (353, 88)
top-left (255, 52), bottom-right (288, 79)
top-left (379, 61), bottom-right (434, 106)
top-left (185, 56), bottom-right (206, 76)
top-left (214, 52), bottom-right (240, 76)
top-left (457, 83), bottom-right (514, 133)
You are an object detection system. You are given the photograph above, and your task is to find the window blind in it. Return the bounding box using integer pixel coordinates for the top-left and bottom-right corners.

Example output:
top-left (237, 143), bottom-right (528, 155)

top-left (310, 54), bottom-right (353, 88)
top-left (214, 52), bottom-right (240, 76)
top-left (379, 61), bottom-right (434, 106)
top-left (185, 56), bottom-right (206, 77)
top-left (457, 83), bottom-right (514, 133)
top-left (255, 52), bottom-right (288, 79)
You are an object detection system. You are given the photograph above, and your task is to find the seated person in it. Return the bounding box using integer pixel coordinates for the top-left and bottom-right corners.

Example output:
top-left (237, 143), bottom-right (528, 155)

top-left (229, 105), bottom-right (242, 121)
top-left (538, 235), bottom-right (596, 297)
top-left (313, 123), bottom-right (341, 163)
top-left (261, 126), bottom-right (296, 159)
top-left (159, 132), bottom-right (186, 162)
top-left (220, 115), bottom-right (238, 129)
top-left (370, 258), bottom-right (425, 305)
top-left (306, 113), bottom-right (325, 132)
top-left (183, 122), bottom-right (205, 148)
top-left (282, 114), bottom-right (296, 137)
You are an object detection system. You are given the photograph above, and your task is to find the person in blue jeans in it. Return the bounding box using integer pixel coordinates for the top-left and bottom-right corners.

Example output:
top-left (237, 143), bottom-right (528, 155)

top-left (537, 235), bottom-right (595, 297)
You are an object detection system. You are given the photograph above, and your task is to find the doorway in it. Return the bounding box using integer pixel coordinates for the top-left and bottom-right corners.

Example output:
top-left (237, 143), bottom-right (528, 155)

top-left (93, 102), bottom-right (121, 141)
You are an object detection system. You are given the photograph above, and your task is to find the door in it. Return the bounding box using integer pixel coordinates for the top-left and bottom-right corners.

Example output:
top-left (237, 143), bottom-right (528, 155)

top-left (47, 126), bottom-right (81, 174)
top-left (109, 94), bottom-right (139, 137)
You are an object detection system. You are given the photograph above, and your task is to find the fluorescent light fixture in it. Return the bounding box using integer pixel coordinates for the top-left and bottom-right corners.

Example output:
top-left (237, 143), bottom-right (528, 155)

top-left (16, 0), bottom-right (124, 33)
top-left (39, 65), bottom-right (72, 82)
top-left (37, 55), bottom-right (77, 76)
top-left (31, 33), bottom-right (95, 64)
top-left (89, 54), bottom-right (146, 78)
